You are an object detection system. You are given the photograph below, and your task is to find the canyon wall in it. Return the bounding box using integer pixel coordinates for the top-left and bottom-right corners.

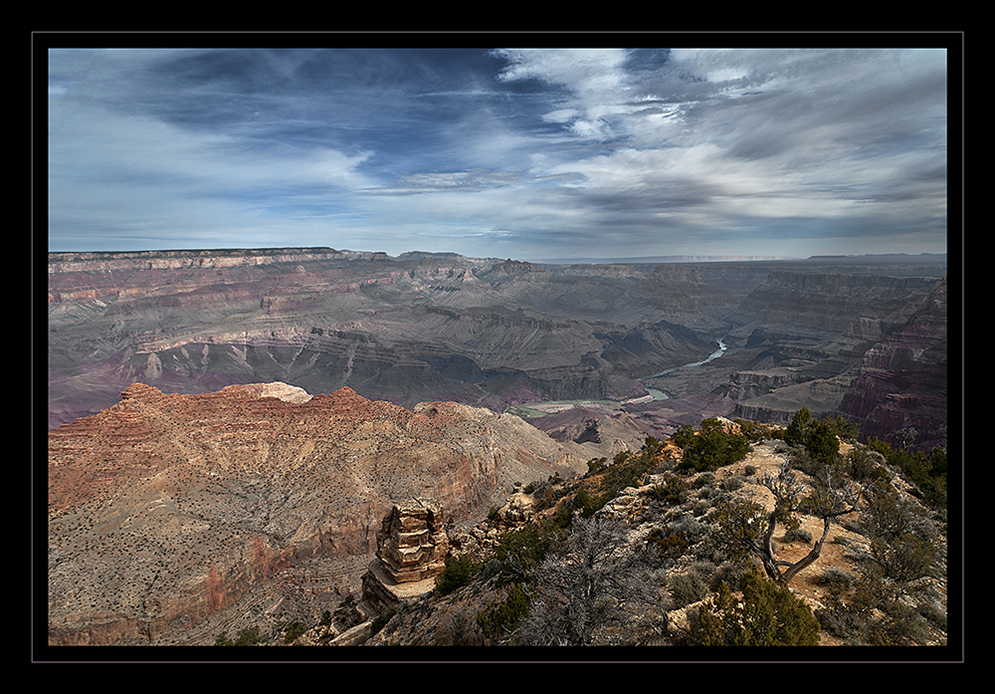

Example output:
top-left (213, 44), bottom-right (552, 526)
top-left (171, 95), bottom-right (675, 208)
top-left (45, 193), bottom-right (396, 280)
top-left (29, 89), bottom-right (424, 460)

top-left (48, 249), bottom-right (949, 449)
top-left (47, 251), bottom-right (720, 429)
top-left (47, 382), bottom-right (585, 645)
top-left (838, 279), bottom-right (948, 452)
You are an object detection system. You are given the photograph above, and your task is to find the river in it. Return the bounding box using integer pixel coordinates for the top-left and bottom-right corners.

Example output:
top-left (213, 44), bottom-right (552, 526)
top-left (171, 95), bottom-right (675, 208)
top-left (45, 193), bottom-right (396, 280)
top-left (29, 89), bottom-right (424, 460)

top-left (505, 336), bottom-right (729, 416)
top-left (637, 336), bottom-right (728, 399)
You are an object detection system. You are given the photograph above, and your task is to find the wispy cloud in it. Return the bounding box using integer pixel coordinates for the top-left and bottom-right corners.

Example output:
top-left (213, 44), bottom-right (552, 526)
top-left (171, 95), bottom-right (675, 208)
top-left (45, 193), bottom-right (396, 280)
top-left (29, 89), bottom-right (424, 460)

top-left (44, 43), bottom-right (952, 259)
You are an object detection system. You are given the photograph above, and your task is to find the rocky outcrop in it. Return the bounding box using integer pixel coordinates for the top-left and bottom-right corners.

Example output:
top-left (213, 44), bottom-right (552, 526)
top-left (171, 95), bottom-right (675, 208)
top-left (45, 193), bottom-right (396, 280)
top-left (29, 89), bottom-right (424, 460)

top-left (360, 500), bottom-right (449, 614)
top-left (374, 500), bottom-right (448, 584)
top-left (47, 383), bottom-right (583, 645)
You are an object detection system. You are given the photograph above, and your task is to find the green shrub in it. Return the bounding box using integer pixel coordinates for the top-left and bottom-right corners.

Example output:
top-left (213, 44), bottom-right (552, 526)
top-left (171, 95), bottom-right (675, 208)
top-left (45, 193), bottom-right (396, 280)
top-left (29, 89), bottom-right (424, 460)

top-left (688, 568), bottom-right (820, 646)
top-left (676, 420), bottom-right (750, 473)
top-left (708, 562), bottom-right (749, 593)
top-left (573, 487), bottom-right (607, 518)
top-left (694, 471), bottom-right (716, 488)
top-left (721, 475), bottom-right (744, 492)
top-left (816, 567), bottom-right (854, 592)
top-left (586, 457), bottom-right (607, 475)
top-left (476, 582), bottom-right (531, 639)
top-left (734, 419), bottom-right (778, 442)
top-left (281, 620), bottom-right (309, 644)
top-left (820, 414), bottom-right (860, 443)
top-left (805, 419), bottom-right (841, 464)
top-left (491, 523), bottom-right (563, 584)
top-left (435, 554), bottom-right (480, 595)
top-left (601, 442), bottom-right (663, 495)
top-left (784, 408), bottom-right (813, 447)
top-left (867, 437), bottom-right (947, 509)
top-left (233, 626), bottom-right (261, 646)
top-left (668, 561), bottom-right (716, 608)
top-left (647, 474), bottom-right (689, 505)
top-left (784, 527), bottom-right (813, 544)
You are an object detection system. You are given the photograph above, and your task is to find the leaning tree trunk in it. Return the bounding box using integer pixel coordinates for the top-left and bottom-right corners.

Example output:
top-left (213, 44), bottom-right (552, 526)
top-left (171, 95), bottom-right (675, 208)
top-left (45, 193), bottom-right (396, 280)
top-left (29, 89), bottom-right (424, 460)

top-left (748, 461), bottom-right (861, 585)
top-left (753, 513), bottom-right (835, 585)
top-left (776, 517), bottom-right (832, 584)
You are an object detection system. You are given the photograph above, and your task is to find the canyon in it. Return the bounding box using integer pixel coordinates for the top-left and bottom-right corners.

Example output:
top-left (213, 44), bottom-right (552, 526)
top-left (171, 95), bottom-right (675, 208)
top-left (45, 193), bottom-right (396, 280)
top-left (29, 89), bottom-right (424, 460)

top-left (47, 248), bottom-right (948, 452)
top-left (43, 247), bottom-right (950, 647)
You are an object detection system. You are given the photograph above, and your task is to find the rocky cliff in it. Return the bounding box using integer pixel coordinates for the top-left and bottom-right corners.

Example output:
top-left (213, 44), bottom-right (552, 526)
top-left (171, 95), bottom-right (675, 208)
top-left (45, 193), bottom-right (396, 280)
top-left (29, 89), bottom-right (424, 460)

top-left (47, 382), bottom-right (585, 646)
top-left (738, 269), bottom-right (942, 335)
top-left (839, 279), bottom-right (948, 452)
top-left (47, 249), bottom-right (718, 429)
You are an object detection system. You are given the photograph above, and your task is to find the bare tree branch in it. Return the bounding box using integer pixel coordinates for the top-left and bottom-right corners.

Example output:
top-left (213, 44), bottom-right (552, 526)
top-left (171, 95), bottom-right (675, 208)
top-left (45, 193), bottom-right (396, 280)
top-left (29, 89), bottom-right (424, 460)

top-left (714, 460), bottom-right (863, 585)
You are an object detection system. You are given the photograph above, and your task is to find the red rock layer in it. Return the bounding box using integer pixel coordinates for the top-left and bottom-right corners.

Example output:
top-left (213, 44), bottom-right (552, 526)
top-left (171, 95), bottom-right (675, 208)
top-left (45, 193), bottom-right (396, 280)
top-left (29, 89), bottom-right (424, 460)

top-left (47, 382), bottom-right (577, 645)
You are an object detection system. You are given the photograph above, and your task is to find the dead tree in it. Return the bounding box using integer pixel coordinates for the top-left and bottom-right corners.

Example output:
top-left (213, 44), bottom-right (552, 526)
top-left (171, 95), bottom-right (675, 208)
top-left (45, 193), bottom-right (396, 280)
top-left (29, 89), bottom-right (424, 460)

top-left (713, 461), bottom-right (861, 585)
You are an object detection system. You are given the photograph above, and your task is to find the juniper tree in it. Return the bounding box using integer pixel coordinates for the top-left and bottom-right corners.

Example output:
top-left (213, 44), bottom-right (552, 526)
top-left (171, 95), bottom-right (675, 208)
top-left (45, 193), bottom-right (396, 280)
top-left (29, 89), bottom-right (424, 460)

top-left (687, 566), bottom-right (821, 646)
top-left (710, 461), bottom-right (861, 585)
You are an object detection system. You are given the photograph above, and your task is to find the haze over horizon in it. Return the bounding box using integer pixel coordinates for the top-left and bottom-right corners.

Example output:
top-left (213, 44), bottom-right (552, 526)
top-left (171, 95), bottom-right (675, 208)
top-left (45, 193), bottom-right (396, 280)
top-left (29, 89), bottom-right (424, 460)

top-left (45, 40), bottom-right (954, 262)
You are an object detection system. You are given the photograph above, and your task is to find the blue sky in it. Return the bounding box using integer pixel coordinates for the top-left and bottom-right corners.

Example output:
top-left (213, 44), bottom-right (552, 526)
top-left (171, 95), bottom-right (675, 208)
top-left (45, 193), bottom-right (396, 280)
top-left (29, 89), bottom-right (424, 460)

top-left (45, 41), bottom-right (953, 261)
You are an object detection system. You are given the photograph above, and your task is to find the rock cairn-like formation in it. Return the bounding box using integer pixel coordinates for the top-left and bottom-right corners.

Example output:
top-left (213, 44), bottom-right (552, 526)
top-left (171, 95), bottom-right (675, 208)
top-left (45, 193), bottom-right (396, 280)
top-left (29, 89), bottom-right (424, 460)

top-left (378, 500), bottom-right (449, 583)
top-left (361, 500), bottom-right (449, 613)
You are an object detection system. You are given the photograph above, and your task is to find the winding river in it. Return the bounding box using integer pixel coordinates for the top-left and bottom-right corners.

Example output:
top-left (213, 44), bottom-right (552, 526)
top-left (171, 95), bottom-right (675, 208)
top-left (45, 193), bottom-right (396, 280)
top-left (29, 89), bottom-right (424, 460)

top-left (637, 336), bottom-right (728, 400)
top-left (506, 336), bottom-right (729, 417)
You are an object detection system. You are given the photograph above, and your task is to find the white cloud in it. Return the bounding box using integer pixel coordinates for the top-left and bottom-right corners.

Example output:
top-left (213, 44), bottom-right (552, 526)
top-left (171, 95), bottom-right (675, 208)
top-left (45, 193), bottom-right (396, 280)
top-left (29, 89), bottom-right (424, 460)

top-left (45, 47), bottom-right (950, 258)
top-left (494, 48), bottom-right (633, 141)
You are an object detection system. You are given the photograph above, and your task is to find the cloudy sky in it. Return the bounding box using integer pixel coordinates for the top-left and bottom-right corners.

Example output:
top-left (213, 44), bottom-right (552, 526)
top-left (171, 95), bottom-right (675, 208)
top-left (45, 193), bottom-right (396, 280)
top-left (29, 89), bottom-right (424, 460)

top-left (44, 40), bottom-right (953, 261)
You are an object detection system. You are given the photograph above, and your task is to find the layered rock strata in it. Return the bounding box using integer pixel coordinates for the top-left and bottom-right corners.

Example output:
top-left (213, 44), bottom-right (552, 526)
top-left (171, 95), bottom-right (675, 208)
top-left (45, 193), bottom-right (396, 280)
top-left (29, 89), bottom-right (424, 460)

top-left (360, 500), bottom-right (449, 614)
top-left (46, 249), bottom-right (740, 429)
top-left (47, 383), bottom-right (583, 645)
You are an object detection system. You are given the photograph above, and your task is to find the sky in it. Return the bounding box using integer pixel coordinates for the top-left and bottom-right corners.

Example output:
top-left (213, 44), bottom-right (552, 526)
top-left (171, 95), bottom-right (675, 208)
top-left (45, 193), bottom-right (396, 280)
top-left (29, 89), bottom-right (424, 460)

top-left (44, 39), bottom-right (954, 261)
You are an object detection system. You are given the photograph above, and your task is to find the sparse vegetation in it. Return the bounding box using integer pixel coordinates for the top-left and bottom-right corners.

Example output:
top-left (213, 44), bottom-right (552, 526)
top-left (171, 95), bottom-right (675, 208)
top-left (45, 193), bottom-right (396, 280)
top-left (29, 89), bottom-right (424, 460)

top-left (867, 437), bottom-right (947, 509)
top-left (68, 401), bottom-right (949, 650)
top-left (214, 626), bottom-right (262, 646)
top-left (708, 461), bottom-right (861, 585)
top-left (475, 582), bottom-right (530, 640)
top-left (436, 554), bottom-right (481, 595)
top-left (279, 620), bottom-right (309, 644)
top-left (685, 567), bottom-right (821, 646)
top-left (510, 516), bottom-right (665, 646)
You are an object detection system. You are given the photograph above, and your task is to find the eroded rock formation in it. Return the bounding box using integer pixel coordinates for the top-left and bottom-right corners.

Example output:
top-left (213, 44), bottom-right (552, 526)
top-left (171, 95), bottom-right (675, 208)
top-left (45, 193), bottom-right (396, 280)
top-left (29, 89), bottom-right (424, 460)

top-left (47, 382), bottom-right (584, 645)
top-left (360, 500), bottom-right (449, 614)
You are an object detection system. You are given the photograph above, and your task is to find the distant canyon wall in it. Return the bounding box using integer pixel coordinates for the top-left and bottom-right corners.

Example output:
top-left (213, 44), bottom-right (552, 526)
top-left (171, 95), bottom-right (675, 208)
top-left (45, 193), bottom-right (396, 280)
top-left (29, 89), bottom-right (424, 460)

top-left (48, 249), bottom-right (949, 453)
top-left (47, 251), bottom-right (719, 428)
